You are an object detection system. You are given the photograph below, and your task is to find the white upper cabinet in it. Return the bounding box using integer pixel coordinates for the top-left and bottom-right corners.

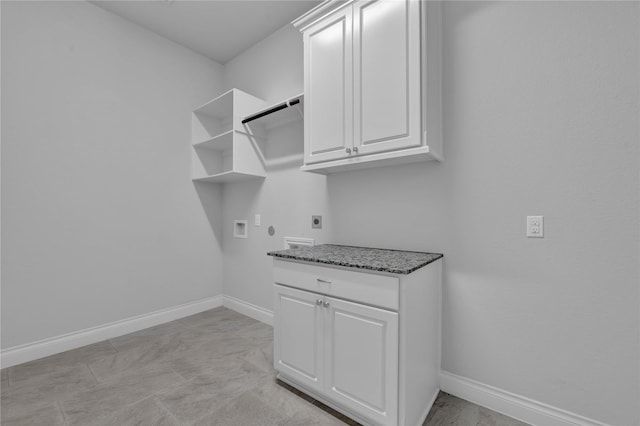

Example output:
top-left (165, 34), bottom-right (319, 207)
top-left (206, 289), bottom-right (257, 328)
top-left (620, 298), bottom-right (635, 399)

top-left (303, 5), bottom-right (353, 164)
top-left (293, 0), bottom-right (442, 174)
top-left (353, 0), bottom-right (421, 155)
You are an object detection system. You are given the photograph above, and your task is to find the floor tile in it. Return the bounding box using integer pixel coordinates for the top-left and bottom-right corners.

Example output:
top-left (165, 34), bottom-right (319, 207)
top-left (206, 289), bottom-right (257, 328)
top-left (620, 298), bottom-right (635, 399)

top-left (255, 377), bottom-right (350, 426)
top-left (60, 363), bottom-right (185, 426)
top-left (158, 360), bottom-right (268, 424)
top-left (108, 320), bottom-right (187, 353)
top-left (179, 306), bottom-right (257, 332)
top-left (87, 396), bottom-right (180, 426)
top-left (8, 340), bottom-right (116, 384)
top-left (2, 363), bottom-right (97, 407)
top-left (88, 333), bottom-right (185, 382)
top-left (189, 331), bottom-right (257, 359)
top-left (275, 380), bottom-right (359, 426)
top-left (235, 320), bottom-right (273, 344)
top-left (167, 347), bottom-right (246, 380)
top-left (0, 400), bottom-right (66, 426)
top-left (174, 321), bottom-right (248, 352)
top-left (478, 406), bottom-right (529, 426)
top-left (424, 392), bottom-right (528, 426)
top-left (193, 389), bottom-right (289, 426)
top-left (1, 368), bottom-right (8, 390)
top-left (425, 392), bottom-right (479, 425)
top-left (277, 406), bottom-right (349, 426)
top-left (252, 377), bottom-right (314, 419)
top-left (240, 339), bottom-right (274, 374)
top-left (0, 308), bottom-right (529, 426)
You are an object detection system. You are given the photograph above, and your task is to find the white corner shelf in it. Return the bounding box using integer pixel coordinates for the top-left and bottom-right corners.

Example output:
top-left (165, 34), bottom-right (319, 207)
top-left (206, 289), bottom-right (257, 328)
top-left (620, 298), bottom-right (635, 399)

top-left (193, 170), bottom-right (265, 184)
top-left (192, 129), bottom-right (234, 150)
top-left (191, 89), bottom-right (267, 184)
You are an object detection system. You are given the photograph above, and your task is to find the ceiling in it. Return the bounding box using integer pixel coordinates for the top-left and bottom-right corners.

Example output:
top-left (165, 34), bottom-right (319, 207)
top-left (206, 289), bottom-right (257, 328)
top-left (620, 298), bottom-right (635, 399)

top-left (91, 0), bottom-right (321, 64)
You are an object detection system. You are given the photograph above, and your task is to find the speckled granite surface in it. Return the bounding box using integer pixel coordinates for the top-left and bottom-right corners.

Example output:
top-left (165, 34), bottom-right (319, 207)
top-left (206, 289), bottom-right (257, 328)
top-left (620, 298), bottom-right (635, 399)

top-left (267, 244), bottom-right (443, 275)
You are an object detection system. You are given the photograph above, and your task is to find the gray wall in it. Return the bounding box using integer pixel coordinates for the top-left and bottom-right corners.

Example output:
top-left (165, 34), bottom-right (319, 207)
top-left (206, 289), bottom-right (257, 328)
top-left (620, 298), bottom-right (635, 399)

top-left (1, 1), bottom-right (226, 348)
top-left (221, 25), bottom-right (332, 309)
top-left (222, 2), bottom-right (639, 425)
top-left (1, 1), bottom-right (638, 424)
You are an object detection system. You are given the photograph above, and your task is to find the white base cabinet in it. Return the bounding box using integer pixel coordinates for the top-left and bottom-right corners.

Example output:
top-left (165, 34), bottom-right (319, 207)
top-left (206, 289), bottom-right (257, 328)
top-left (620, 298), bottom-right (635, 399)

top-left (272, 259), bottom-right (442, 426)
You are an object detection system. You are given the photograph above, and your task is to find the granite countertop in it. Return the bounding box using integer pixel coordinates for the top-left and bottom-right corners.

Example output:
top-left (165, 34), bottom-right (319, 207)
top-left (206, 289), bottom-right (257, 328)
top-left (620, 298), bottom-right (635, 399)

top-left (267, 244), bottom-right (443, 275)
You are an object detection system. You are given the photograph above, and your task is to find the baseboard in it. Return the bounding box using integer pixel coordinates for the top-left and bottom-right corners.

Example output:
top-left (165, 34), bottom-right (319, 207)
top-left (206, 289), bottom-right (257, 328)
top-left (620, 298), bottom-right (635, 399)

top-left (0, 295), bottom-right (223, 368)
top-left (223, 295), bottom-right (274, 326)
top-left (439, 371), bottom-right (609, 426)
top-left (0, 294), bottom-right (273, 369)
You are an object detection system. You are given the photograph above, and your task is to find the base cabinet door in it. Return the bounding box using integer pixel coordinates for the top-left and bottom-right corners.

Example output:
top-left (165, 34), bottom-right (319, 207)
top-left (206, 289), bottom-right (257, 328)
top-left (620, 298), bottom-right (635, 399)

top-left (273, 285), bottom-right (324, 394)
top-left (325, 297), bottom-right (399, 425)
top-left (273, 284), bottom-right (400, 425)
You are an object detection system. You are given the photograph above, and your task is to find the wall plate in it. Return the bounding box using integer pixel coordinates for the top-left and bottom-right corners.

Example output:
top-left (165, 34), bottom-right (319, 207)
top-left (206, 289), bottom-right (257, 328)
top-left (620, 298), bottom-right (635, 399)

top-left (284, 237), bottom-right (315, 249)
top-left (526, 216), bottom-right (544, 238)
top-left (312, 215), bottom-right (322, 229)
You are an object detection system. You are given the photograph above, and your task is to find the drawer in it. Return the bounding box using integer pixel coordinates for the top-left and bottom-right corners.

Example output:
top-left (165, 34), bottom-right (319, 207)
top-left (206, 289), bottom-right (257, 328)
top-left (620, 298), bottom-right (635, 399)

top-left (273, 259), bottom-right (399, 311)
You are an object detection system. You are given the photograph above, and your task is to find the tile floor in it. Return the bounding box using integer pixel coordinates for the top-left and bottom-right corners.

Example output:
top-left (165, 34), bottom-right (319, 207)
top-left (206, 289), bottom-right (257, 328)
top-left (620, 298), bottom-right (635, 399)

top-left (1, 307), bottom-right (528, 426)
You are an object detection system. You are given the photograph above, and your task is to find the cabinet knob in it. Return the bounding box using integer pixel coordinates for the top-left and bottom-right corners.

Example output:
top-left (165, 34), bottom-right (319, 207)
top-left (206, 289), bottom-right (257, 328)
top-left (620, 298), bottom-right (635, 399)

top-left (345, 147), bottom-right (351, 154)
top-left (353, 146), bottom-right (358, 153)
top-left (316, 299), bottom-right (323, 305)
top-left (323, 301), bottom-right (330, 308)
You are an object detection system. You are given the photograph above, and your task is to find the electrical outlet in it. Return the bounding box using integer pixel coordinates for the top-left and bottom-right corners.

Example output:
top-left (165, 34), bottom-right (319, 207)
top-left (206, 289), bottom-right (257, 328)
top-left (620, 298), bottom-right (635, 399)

top-left (312, 215), bottom-right (322, 229)
top-left (527, 216), bottom-right (544, 238)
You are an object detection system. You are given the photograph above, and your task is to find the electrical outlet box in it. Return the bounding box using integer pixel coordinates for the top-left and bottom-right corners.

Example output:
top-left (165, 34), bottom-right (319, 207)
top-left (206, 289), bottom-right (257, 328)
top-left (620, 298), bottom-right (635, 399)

top-left (234, 220), bottom-right (248, 238)
top-left (527, 216), bottom-right (544, 238)
top-left (312, 215), bottom-right (322, 229)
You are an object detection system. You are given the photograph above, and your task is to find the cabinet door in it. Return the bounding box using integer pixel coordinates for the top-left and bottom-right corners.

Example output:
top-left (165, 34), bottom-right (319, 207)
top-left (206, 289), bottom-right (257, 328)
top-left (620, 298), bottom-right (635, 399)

top-left (324, 297), bottom-right (399, 426)
top-left (353, 0), bottom-right (422, 155)
top-left (273, 285), bottom-right (324, 394)
top-left (303, 5), bottom-right (354, 164)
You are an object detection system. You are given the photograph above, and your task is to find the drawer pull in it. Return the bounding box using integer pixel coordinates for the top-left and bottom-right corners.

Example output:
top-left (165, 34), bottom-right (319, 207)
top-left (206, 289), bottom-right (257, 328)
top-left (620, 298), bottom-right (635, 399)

top-left (316, 278), bottom-right (332, 284)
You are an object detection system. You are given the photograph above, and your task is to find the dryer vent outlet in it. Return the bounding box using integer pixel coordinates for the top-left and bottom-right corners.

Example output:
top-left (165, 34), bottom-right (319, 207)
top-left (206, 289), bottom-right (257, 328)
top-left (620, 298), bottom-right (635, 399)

top-left (312, 215), bottom-right (322, 229)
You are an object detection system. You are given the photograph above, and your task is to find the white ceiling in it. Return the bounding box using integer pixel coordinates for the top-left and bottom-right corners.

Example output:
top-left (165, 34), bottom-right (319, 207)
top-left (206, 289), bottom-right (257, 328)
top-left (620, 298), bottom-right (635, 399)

top-left (91, 0), bottom-right (321, 64)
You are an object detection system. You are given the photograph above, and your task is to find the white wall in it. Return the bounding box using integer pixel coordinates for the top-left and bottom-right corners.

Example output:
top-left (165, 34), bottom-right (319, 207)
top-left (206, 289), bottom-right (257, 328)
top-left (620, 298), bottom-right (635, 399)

top-left (331, 2), bottom-right (639, 425)
top-left (221, 25), bottom-right (331, 310)
top-left (448, 3), bottom-right (640, 424)
top-left (2, 1), bottom-right (638, 424)
top-left (221, 3), bottom-right (639, 425)
top-left (223, 25), bottom-right (305, 104)
top-left (1, 1), bottom-right (225, 349)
